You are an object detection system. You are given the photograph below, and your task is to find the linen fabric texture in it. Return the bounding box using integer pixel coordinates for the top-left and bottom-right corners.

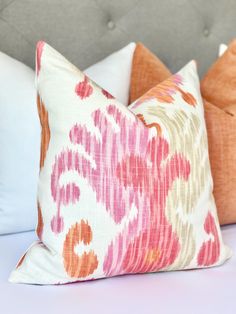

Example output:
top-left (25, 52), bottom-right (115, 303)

top-left (10, 42), bottom-right (231, 284)
top-left (130, 42), bottom-right (236, 225)
top-left (0, 43), bottom-right (135, 234)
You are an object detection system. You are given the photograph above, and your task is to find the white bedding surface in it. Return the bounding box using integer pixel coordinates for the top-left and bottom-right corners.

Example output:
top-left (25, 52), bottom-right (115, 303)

top-left (0, 225), bottom-right (235, 314)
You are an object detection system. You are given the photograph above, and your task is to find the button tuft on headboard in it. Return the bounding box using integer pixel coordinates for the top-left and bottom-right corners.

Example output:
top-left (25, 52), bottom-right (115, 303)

top-left (107, 20), bottom-right (116, 30)
top-left (203, 28), bottom-right (210, 37)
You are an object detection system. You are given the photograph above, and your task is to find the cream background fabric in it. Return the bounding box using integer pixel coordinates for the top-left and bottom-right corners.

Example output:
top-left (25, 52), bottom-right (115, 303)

top-left (9, 43), bottom-right (231, 284)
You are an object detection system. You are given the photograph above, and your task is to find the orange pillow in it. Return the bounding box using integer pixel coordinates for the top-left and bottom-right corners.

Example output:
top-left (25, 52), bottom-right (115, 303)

top-left (201, 39), bottom-right (236, 109)
top-left (129, 42), bottom-right (236, 225)
top-left (129, 43), bottom-right (171, 103)
top-left (201, 40), bottom-right (236, 225)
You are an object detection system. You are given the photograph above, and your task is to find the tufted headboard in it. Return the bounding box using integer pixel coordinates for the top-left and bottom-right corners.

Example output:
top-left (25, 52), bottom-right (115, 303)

top-left (0, 0), bottom-right (235, 76)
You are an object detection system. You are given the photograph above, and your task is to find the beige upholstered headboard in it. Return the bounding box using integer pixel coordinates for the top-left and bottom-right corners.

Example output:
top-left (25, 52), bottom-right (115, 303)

top-left (0, 0), bottom-right (235, 76)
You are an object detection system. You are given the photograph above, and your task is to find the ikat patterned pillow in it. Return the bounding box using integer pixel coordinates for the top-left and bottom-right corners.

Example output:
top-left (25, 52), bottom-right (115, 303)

top-left (9, 42), bottom-right (231, 285)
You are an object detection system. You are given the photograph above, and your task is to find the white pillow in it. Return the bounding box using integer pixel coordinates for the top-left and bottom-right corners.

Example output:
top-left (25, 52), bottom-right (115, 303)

top-left (84, 43), bottom-right (135, 105)
top-left (219, 44), bottom-right (228, 57)
top-left (0, 52), bottom-right (40, 234)
top-left (0, 43), bottom-right (136, 234)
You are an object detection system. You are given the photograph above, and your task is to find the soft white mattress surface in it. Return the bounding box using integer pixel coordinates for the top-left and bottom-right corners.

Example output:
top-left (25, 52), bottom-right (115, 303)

top-left (0, 225), bottom-right (235, 314)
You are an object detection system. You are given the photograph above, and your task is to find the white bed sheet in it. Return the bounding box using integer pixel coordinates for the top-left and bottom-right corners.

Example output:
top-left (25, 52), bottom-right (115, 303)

top-left (0, 225), bottom-right (235, 314)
